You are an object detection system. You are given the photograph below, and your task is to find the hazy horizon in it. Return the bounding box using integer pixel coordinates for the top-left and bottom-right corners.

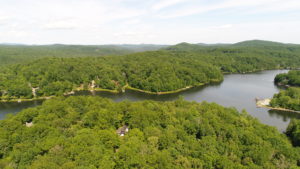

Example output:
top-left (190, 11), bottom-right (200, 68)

top-left (1, 0), bottom-right (300, 44)
top-left (1, 39), bottom-right (299, 46)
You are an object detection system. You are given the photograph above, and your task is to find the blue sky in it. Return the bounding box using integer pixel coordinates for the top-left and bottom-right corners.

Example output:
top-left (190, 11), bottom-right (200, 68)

top-left (0, 0), bottom-right (300, 44)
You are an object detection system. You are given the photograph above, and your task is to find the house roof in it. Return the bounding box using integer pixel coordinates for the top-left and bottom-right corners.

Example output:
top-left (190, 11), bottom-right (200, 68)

top-left (116, 125), bottom-right (128, 134)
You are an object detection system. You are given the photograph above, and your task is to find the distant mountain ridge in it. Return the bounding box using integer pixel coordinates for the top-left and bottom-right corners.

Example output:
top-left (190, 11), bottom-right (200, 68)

top-left (0, 44), bottom-right (168, 66)
top-left (233, 40), bottom-right (293, 47)
top-left (164, 40), bottom-right (300, 52)
top-left (180, 40), bottom-right (299, 47)
top-left (1, 40), bottom-right (300, 67)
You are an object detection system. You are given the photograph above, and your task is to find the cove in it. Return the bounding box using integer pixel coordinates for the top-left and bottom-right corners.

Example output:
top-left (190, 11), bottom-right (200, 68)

top-left (1, 70), bottom-right (299, 132)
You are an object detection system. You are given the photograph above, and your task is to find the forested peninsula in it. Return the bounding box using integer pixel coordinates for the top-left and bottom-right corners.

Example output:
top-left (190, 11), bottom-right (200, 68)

top-left (0, 96), bottom-right (299, 168)
top-left (274, 70), bottom-right (300, 87)
top-left (1, 40), bottom-right (300, 101)
top-left (269, 70), bottom-right (300, 112)
top-left (0, 52), bottom-right (223, 100)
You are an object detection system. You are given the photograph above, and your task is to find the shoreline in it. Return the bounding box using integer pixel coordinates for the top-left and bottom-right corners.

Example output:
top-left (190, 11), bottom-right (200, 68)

top-left (76, 88), bottom-right (119, 94)
top-left (222, 68), bottom-right (289, 75)
top-left (0, 82), bottom-right (213, 102)
top-left (1, 68), bottom-right (291, 103)
top-left (0, 96), bottom-right (55, 103)
top-left (125, 85), bottom-right (196, 95)
top-left (256, 98), bottom-right (300, 113)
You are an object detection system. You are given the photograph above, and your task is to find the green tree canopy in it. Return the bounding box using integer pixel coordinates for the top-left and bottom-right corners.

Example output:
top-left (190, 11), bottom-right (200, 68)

top-left (0, 96), bottom-right (299, 168)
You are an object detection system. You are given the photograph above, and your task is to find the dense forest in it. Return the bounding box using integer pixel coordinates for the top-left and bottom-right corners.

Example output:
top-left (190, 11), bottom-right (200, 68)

top-left (0, 96), bottom-right (299, 168)
top-left (0, 52), bottom-right (223, 100)
top-left (0, 44), bottom-right (167, 66)
top-left (270, 87), bottom-right (300, 111)
top-left (270, 70), bottom-right (300, 111)
top-left (275, 70), bottom-right (300, 86)
top-left (164, 40), bottom-right (300, 72)
top-left (286, 119), bottom-right (300, 147)
top-left (1, 40), bottom-right (300, 100)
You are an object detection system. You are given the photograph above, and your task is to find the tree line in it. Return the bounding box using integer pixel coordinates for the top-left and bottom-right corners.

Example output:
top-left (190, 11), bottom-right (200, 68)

top-left (270, 70), bottom-right (300, 111)
top-left (275, 70), bottom-right (300, 86)
top-left (270, 87), bottom-right (300, 111)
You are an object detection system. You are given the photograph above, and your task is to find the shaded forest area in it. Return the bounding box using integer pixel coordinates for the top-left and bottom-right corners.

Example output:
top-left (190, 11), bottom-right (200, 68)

top-left (286, 119), bottom-right (300, 147)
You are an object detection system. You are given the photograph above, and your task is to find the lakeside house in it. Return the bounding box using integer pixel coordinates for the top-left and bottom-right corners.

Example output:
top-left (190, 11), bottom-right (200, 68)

top-left (116, 125), bottom-right (129, 136)
top-left (25, 122), bottom-right (33, 127)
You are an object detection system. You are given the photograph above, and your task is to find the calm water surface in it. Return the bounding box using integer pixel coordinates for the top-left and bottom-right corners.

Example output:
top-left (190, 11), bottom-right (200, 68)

top-left (1, 70), bottom-right (299, 132)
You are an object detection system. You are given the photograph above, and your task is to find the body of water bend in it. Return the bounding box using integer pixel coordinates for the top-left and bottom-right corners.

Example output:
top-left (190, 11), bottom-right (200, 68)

top-left (1, 70), bottom-right (299, 132)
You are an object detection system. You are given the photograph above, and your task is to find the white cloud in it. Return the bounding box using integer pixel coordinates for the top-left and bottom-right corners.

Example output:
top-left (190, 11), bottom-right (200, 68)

top-left (42, 20), bottom-right (77, 30)
top-left (0, 16), bottom-right (10, 25)
top-left (0, 30), bottom-right (29, 39)
top-left (152, 0), bottom-right (188, 11)
top-left (212, 24), bottom-right (233, 29)
top-left (0, 16), bottom-right (9, 21)
top-left (122, 19), bottom-right (141, 25)
top-left (247, 0), bottom-right (300, 13)
top-left (0, 0), bottom-right (299, 44)
top-left (156, 0), bottom-right (288, 18)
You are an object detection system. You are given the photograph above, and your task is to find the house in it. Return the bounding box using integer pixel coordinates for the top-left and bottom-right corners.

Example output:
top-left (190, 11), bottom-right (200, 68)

top-left (25, 122), bottom-right (33, 127)
top-left (116, 125), bottom-right (129, 136)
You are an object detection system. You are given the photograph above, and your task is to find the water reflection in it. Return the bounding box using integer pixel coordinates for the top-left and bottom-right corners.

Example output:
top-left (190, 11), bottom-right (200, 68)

top-left (0, 100), bottom-right (44, 120)
top-left (268, 109), bottom-right (300, 122)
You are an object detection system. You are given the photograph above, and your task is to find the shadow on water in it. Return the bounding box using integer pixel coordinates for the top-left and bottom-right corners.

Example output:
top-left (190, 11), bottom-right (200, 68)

top-left (268, 109), bottom-right (300, 122)
top-left (0, 100), bottom-right (44, 120)
top-left (74, 81), bottom-right (223, 102)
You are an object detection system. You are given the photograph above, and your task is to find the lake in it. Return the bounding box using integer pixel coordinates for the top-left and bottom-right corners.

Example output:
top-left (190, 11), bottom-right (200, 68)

top-left (1, 70), bottom-right (299, 132)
